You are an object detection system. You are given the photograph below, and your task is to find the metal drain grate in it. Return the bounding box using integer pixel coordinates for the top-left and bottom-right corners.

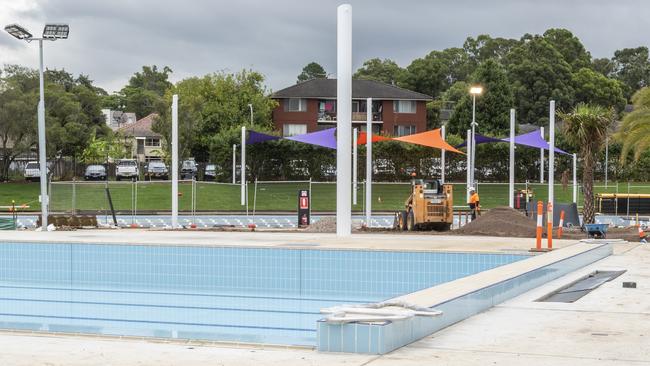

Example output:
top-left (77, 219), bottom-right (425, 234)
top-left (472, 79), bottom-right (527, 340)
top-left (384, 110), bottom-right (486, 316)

top-left (537, 270), bottom-right (626, 303)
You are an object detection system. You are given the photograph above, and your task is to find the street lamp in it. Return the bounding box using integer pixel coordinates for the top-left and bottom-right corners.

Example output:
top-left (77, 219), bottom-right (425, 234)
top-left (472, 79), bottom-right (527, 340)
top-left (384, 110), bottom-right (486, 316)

top-left (4, 23), bottom-right (70, 230)
top-left (469, 85), bottom-right (483, 189)
top-left (247, 103), bottom-right (253, 126)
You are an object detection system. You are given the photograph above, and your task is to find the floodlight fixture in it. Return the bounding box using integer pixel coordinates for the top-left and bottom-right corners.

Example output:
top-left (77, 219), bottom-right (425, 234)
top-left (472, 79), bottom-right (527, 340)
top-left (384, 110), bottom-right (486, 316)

top-left (4, 24), bottom-right (32, 40)
top-left (42, 23), bottom-right (69, 39)
top-left (469, 86), bottom-right (483, 95)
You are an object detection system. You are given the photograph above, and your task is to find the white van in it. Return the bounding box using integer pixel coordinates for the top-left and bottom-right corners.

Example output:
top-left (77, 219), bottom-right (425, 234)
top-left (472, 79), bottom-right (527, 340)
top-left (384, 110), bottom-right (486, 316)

top-left (116, 159), bottom-right (139, 181)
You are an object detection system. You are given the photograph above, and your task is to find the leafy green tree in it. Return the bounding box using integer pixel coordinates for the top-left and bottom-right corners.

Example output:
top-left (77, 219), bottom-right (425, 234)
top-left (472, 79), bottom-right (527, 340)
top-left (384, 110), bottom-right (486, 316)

top-left (611, 47), bottom-right (650, 99)
top-left (448, 59), bottom-right (514, 136)
top-left (0, 65), bottom-right (38, 181)
top-left (615, 87), bottom-right (650, 161)
top-left (353, 58), bottom-right (404, 85)
top-left (104, 65), bottom-right (173, 118)
top-left (463, 34), bottom-right (520, 64)
top-left (591, 57), bottom-right (615, 76)
top-left (572, 68), bottom-right (626, 111)
top-left (297, 62), bottom-right (327, 83)
top-left (505, 36), bottom-right (575, 125)
top-left (81, 133), bottom-right (126, 164)
top-left (542, 29), bottom-right (591, 70)
top-left (402, 53), bottom-right (449, 98)
top-left (559, 104), bottom-right (614, 224)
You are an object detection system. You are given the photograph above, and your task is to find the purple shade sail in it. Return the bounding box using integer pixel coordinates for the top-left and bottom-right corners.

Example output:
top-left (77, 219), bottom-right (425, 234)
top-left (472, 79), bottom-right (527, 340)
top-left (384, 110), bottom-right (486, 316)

top-left (247, 130), bottom-right (281, 144)
top-left (502, 130), bottom-right (570, 155)
top-left (456, 133), bottom-right (505, 148)
top-left (286, 127), bottom-right (337, 149)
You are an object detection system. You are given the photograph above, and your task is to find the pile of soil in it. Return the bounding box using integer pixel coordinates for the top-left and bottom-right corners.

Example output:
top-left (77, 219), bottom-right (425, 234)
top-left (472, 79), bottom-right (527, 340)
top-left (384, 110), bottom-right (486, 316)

top-left (304, 217), bottom-right (366, 233)
top-left (560, 225), bottom-right (641, 242)
top-left (455, 206), bottom-right (537, 238)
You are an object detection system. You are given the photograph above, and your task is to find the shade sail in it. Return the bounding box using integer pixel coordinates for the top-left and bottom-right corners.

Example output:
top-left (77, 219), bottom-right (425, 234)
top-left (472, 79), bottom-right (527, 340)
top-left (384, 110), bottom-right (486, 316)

top-left (456, 133), bottom-right (505, 148)
top-left (502, 130), bottom-right (570, 155)
top-left (393, 128), bottom-right (464, 154)
top-left (247, 130), bottom-right (280, 144)
top-left (357, 131), bottom-right (391, 145)
top-left (286, 127), bottom-right (337, 149)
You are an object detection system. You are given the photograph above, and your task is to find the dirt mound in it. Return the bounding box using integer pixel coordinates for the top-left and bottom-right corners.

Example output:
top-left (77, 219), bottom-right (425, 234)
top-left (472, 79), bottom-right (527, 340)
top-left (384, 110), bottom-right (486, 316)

top-left (456, 206), bottom-right (537, 237)
top-left (305, 217), bottom-right (337, 233)
top-left (560, 225), bottom-right (641, 242)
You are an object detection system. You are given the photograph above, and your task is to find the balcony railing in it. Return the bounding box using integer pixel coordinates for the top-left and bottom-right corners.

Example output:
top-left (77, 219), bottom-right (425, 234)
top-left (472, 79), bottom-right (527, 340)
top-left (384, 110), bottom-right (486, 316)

top-left (318, 111), bottom-right (382, 122)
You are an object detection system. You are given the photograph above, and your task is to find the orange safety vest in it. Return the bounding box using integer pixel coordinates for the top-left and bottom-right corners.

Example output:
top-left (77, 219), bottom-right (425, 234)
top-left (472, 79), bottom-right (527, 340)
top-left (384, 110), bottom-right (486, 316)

top-left (469, 193), bottom-right (480, 207)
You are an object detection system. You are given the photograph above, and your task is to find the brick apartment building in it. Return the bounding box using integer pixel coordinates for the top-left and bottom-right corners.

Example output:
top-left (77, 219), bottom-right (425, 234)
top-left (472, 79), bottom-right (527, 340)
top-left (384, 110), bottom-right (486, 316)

top-left (271, 79), bottom-right (432, 137)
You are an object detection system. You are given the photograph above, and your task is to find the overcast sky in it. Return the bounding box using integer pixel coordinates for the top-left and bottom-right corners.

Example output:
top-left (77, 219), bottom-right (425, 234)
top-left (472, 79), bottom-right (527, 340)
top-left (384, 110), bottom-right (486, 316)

top-left (0, 0), bottom-right (647, 94)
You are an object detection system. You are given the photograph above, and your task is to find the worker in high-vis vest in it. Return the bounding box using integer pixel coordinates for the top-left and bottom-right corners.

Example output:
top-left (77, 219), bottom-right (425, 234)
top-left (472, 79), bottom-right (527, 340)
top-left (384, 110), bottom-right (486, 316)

top-left (468, 187), bottom-right (480, 220)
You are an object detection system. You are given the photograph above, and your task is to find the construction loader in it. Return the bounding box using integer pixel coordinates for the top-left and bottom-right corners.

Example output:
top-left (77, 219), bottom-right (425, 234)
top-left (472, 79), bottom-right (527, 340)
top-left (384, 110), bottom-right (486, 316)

top-left (394, 179), bottom-right (453, 231)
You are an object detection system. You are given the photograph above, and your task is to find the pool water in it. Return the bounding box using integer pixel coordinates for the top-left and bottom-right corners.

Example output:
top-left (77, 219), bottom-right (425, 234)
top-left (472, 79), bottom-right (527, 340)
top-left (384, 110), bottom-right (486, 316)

top-left (0, 242), bottom-right (528, 345)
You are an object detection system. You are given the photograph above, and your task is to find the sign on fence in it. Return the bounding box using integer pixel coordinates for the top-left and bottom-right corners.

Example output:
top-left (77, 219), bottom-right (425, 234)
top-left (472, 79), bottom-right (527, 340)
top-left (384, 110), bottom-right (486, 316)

top-left (298, 190), bottom-right (310, 227)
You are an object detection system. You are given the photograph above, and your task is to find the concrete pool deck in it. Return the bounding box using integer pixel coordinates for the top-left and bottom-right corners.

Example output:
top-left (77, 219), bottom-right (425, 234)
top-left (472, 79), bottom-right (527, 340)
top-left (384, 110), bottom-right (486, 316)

top-left (0, 230), bottom-right (647, 365)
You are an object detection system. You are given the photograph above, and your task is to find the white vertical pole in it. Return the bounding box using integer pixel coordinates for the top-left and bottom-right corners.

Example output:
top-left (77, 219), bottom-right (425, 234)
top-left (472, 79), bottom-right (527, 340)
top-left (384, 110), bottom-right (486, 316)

top-left (365, 97), bottom-right (372, 227)
top-left (441, 124), bottom-right (446, 184)
top-left (466, 129), bottom-right (471, 203)
top-left (539, 127), bottom-right (545, 184)
top-left (241, 126), bottom-right (246, 206)
top-left (353, 128), bottom-right (358, 205)
top-left (509, 109), bottom-right (515, 208)
top-left (336, 4), bottom-right (352, 237)
top-left (470, 94), bottom-right (477, 187)
top-left (573, 153), bottom-right (577, 203)
top-left (605, 136), bottom-right (609, 188)
top-left (37, 40), bottom-right (48, 229)
top-left (232, 144), bottom-right (236, 184)
top-left (548, 101), bottom-right (555, 205)
top-left (171, 94), bottom-right (179, 228)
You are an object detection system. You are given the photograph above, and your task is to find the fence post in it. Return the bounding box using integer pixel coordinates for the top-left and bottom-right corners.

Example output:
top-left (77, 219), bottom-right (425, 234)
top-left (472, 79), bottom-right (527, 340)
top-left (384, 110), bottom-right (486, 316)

top-left (535, 201), bottom-right (543, 251)
top-left (547, 201), bottom-right (553, 250)
top-left (72, 178), bottom-right (76, 216)
top-left (558, 210), bottom-right (565, 239)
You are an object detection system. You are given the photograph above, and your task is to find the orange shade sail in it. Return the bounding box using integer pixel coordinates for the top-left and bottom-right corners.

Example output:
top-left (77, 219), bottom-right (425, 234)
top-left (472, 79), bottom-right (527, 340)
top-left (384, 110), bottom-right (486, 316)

top-left (392, 128), bottom-right (464, 154)
top-left (357, 131), bottom-right (391, 145)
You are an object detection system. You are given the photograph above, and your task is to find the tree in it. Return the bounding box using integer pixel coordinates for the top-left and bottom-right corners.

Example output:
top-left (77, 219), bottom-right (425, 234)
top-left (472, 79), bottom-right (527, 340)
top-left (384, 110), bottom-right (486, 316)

top-left (592, 57), bottom-right (615, 77)
top-left (559, 104), bottom-right (614, 224)
top-left (463, 34), bottom-right (520, 65)
top-left (611, 47), bottom-right (650, 99)
top-left (402, 53), bottom-right (449, 98)
top-left (297, 62), bottom-right (327, 83)
top-left (154, 69), bottom-right (278, 163)
top-left (448, 59), bottom-right (514, 136)
top-left (572, 68), bottom-right (626, 111)
top-left (104, 65), bottom-right (173, 118)
top-left (353, 58), bottom-right (404, 85)
top-left (615, 87), bottom-right (650, 161)
top-left (505, 36), bottom-right (575, 125)
top-left (81, 133), bottom-right (126, 164)
top-left (542, 29), bottom-right (591, 70)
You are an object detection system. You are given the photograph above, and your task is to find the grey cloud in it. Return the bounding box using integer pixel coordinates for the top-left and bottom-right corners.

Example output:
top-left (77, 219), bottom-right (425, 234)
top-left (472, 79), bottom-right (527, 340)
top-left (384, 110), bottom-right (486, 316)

top-left (1, 0), bottom-right (648, 94)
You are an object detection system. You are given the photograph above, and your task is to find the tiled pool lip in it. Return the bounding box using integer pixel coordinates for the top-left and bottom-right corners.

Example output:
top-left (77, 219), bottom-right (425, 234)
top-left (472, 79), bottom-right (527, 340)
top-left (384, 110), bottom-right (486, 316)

top-left (317, 241), bottom-right (614, 354)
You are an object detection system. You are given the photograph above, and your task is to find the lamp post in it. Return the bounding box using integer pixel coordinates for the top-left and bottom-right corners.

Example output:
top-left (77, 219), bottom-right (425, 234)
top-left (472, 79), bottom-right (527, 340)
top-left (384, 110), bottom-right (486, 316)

top-left (469, 86), bottom-right (483, 189)
top-left (248, 103), bottom-right (253, 126)
top-left (4, 23), bottom-right (70, 230)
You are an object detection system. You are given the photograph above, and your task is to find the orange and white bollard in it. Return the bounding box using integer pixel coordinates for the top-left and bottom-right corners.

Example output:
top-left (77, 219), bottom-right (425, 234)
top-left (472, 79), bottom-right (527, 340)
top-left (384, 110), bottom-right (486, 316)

top-left (558, 210), bottom-right (565, 239)
top-left (535, 201), bottom-right (543, 251)
top-left (547, 201), bottom-right (553, 250)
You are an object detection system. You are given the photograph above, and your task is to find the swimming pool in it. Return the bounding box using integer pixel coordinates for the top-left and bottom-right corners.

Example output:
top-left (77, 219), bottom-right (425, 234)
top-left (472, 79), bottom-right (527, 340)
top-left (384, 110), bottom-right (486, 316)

top-left (0, 242), bottom-right (528, 346)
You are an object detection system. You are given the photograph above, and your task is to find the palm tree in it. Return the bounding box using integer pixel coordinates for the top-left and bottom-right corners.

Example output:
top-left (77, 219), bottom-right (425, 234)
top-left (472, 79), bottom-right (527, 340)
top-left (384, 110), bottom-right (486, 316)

top-left (559, 104), bottom-right (614, 224)
top-left (616, 87), bottom-right (650, 161)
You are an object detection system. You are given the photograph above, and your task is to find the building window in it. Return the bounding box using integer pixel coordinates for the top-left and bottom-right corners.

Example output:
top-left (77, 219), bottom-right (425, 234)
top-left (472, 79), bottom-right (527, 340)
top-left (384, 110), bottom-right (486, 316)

top-left (283, 123), bottom-right (307, 137)
top-left (285, 98), bottom-right (307, 112)
top-left (393, 125), bottom-right (416, 137)
top-left (393, 100), bottom-right (417, 114)
top-left (145, 137), bottom-right (161, 147)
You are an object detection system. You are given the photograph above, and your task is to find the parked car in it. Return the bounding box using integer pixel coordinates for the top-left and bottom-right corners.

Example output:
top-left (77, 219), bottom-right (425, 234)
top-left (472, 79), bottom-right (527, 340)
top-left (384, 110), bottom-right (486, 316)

top-left (84, 165), bottom-right (107, 181)
top-left (145, 161), bottom-right (169, 180)
top-left (116, 159), bottom-right (139, 181)
top-left (320, 163), bottom-right (336, 180)
top-left (180, 159), bottom-right (197, 180)
top-left (23, 161), bottom-right (49, 182)
top-left (203, 163), bottom-right (218, 181)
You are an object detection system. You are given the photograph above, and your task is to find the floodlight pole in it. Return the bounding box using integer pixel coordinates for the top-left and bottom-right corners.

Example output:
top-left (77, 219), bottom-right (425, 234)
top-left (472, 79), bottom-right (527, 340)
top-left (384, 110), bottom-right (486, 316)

top-left (605, 135), bottom-right (608, 188)
top-left (336, 4), bottom-right (352, 237)
top-left (470, 94), bottom-right (477, 187)
top-left (466, 129), bottom-right (471, 203)
top-left (232, 144), bottom-right (237, 184)
top-left (353, 127), bottom-right (358, 205)
top-left (241, 126), bottom-right (246, 206)
top-left (365, 98), bottom-right (372, 227)
top-left (539, 127), bottom-right (545, 184)
top-left (548, 100), bottom-right (555, 205)
top-left (441, 124), bottom-right (446, 184)
top-left (171, 94), bottom-right (179, 228)
top-left (37, 39), bottom-right (49, 229)
top-left (509, 109), bottom-right (515, 208)
top-left (248, 104), bottom-right (254, 126)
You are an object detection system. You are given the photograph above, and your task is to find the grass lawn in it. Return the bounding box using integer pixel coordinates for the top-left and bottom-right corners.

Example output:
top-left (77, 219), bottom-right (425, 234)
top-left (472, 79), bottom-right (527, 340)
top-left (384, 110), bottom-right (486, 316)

top-left (2, 180), bottom-right (650, 213)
